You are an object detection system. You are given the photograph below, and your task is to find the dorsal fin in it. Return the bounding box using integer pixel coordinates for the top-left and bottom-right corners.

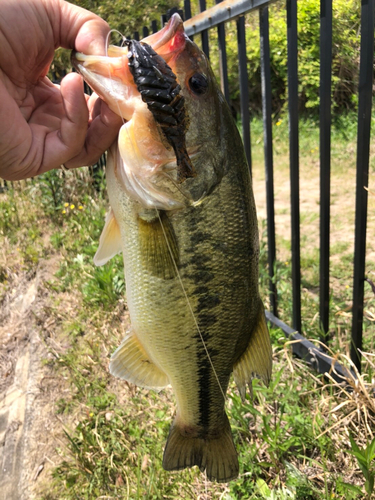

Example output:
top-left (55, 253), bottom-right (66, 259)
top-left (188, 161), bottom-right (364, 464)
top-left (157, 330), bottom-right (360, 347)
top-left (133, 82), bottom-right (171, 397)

top-left (94, 208), bottom-right (122, 266)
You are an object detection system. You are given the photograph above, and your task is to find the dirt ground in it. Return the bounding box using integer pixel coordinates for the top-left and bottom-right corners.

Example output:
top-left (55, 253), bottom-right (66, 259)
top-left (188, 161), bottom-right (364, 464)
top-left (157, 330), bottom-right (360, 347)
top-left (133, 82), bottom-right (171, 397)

top-left (253, 155), bottom-right (375, 265)
top-left (0, 257), bottom-right (69, 500)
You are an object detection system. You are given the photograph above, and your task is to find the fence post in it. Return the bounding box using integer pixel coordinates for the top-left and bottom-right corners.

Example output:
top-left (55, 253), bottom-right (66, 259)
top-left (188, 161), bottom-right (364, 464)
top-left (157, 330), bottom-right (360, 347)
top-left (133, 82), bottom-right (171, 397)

top-left (259, 6), bottom-right (278, 316)
top-left (319, 0), bottom-right (333, 343)
top-left (351, 0), bottom-right (375, 372)
top-left (237, 16), bottom-right (251, 172)
top-left (286, 0), bottom-right (301, 333)
top-left (216, 0), bottom-right (230, 103)
top-left (199, 0), bottom-right (210, 57)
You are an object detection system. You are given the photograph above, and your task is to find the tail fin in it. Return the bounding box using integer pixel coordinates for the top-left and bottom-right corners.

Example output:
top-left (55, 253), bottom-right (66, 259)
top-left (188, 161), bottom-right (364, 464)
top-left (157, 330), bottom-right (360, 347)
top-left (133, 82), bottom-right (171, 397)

top-left (162, 413), bottom-right (239, 483)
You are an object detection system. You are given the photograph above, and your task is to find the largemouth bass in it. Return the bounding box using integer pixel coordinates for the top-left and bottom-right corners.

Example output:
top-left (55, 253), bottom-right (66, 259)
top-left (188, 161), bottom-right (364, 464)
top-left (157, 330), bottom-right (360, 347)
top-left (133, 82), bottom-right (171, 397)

top-left (72, 14), bottom-right (272, 483)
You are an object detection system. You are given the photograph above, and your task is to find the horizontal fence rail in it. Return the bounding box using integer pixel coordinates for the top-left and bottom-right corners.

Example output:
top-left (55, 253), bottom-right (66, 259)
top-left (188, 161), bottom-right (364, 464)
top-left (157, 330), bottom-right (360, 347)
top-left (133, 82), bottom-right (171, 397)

top-left (183, 0), bottom-right (277, 35)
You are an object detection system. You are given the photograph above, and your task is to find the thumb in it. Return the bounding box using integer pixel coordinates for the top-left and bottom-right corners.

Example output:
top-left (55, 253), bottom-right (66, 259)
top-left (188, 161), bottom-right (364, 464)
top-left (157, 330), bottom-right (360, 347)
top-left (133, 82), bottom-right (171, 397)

top-left (58, 0), bottom-right (110, 55)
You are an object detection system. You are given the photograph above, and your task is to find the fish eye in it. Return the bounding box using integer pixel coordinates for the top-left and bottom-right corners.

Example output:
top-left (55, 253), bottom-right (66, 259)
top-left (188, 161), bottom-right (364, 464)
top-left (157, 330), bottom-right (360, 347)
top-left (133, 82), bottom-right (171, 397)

top-left (188, 73), bottom-right (208, 95)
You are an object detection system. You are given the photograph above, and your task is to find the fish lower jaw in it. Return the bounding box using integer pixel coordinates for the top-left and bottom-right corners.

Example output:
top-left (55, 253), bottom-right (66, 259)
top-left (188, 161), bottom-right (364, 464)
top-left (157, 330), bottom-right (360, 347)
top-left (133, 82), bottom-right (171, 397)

top-left (122, 173), bottom-right (186, 210)
top-left (117, 161), bottom-right (190, 210)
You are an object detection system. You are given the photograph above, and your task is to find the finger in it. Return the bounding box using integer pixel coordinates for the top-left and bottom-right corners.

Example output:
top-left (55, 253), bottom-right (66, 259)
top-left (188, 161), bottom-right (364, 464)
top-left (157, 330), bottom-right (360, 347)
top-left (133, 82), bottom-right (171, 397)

top-left (0, 78), bottom-right (33, 180)
top-left (58, 1), bottom-right (111, 55)
top-left (64, 96), bottom-right (122, 169)
top-left (42, 72), bottom-right (88, 170)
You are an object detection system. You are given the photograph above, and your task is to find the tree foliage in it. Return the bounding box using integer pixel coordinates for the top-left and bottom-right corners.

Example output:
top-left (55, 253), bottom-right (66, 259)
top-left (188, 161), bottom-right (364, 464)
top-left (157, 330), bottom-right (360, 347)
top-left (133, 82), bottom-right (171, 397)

top-left (206, 0), bottom-right (361, 115)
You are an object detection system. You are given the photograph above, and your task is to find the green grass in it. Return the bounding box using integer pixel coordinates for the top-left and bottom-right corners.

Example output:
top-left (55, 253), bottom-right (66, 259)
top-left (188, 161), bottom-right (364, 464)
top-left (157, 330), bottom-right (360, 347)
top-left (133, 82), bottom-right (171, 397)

top-left (1, 113), bottom-right (375, 499)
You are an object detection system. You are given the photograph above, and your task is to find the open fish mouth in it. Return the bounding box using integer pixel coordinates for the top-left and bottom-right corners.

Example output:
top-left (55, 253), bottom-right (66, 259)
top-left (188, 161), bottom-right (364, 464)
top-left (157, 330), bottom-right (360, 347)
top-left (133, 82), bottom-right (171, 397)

top-left (71, 14), bottom-right (197, 208)
top-left (71, 14), bottom-right (188, 122)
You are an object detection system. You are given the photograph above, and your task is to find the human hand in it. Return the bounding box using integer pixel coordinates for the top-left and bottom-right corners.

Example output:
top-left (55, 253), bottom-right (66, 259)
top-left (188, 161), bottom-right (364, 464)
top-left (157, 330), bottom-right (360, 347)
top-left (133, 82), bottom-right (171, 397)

top-left (0, 0), bottom-right (123, 181)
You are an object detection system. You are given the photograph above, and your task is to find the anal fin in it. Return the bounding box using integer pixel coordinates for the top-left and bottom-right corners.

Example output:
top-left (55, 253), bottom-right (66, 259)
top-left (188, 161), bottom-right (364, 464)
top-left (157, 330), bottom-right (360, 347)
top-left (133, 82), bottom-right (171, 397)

top-left (110, 332), bottom-right (169, 390)
top-left (233, 301), bottom-right (272, 400)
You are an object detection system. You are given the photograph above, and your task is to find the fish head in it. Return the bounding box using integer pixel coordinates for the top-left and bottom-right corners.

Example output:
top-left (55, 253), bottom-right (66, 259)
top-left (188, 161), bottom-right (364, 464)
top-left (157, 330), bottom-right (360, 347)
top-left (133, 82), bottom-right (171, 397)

top-left (72, 14), bottom-right (233, 210)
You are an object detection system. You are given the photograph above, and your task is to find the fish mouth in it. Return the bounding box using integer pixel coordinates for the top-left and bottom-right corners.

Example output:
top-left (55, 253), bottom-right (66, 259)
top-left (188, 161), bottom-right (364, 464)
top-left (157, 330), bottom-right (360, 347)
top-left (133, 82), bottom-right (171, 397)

top-left (72, 14), bottom-right (197, 210)
top-left (71, 14), bottom-right (188, 121)
top-left (142, 13), bottom-right (187, 59)
top-left (71, 45), bottom-right (137, 121)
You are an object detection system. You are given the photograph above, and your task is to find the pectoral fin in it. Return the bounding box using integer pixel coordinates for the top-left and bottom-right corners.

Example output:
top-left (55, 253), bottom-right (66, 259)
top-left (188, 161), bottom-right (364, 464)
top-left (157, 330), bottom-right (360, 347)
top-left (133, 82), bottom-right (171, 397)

top-left (94, 209), bottom-right (122, 266)
top-left (233, 302), bottom-right (272, 400)
top-left (138, 210), bottom-right (179, 279)
top-left (110, 331), bottom-right (169, 390)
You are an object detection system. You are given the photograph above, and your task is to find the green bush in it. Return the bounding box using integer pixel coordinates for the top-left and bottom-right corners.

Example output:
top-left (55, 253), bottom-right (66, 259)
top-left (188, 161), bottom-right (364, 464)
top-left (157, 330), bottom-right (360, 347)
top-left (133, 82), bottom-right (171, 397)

top-left (207, 0), bottom-right (360, 116)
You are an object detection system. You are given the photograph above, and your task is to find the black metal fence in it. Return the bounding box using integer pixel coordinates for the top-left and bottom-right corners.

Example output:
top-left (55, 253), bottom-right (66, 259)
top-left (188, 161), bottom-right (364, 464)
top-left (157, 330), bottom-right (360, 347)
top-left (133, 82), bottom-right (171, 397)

top-left (174, 0), bottom-right (373, 375)
top-left (77, 0), bottom-right (373, 377)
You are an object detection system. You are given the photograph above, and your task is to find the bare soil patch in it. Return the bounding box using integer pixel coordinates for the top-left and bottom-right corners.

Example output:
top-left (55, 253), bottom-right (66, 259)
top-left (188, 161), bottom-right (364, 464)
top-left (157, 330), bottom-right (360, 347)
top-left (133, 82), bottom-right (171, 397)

top-left (252, 147), bottom-right (375, 294)
top-left (0, 256), bottom-right (70, 500)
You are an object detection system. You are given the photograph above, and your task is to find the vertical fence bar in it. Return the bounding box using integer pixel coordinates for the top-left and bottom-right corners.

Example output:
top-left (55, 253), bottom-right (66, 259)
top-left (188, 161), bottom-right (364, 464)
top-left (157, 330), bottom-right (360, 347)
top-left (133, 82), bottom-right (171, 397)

top-left (133, 31), bottom-right (139, 41)
top-left (237, 15), bottom-right (251, 172)
top-left (319, 0), bottom-right (332, 343)
top-left (199, 0), bottom-right (210, 57)
top-left (142, 26), bottom-right (149, 38)
top-left (351, 0), bottom-right (374, 372)
top-left (184, 0), bottom-right (192, 20)
top-left (286, 0), bottom-right (301, 332)
top-left (216, 0), bottom-right (230, 102)
top-left (259, 6), bottom-right (278, 316)
top-left (152, 20), bottom-right (158, 33)
top-left (184, 0), bottom-right (194, 41)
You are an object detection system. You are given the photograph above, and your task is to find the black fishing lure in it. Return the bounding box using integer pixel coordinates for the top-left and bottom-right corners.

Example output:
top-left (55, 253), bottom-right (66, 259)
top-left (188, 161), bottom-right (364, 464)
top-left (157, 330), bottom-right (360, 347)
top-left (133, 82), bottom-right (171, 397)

top-left (125, 39), bottom-right (195, 182)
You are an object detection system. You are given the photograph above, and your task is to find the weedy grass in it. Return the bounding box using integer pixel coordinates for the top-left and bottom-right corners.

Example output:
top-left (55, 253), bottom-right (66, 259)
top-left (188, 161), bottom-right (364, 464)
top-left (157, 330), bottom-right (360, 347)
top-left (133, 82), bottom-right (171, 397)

top-left (0, 113), bottom-right (375, 498)
top-left (349, 433), bottom-right (375, 499)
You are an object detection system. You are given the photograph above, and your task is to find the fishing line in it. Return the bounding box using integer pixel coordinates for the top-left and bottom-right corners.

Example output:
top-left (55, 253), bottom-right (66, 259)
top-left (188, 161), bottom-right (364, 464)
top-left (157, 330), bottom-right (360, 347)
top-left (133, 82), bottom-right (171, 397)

top-left (155, 209), bottom-right (227, 403)
top-left (105, 29), bottom-right (128, 55)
